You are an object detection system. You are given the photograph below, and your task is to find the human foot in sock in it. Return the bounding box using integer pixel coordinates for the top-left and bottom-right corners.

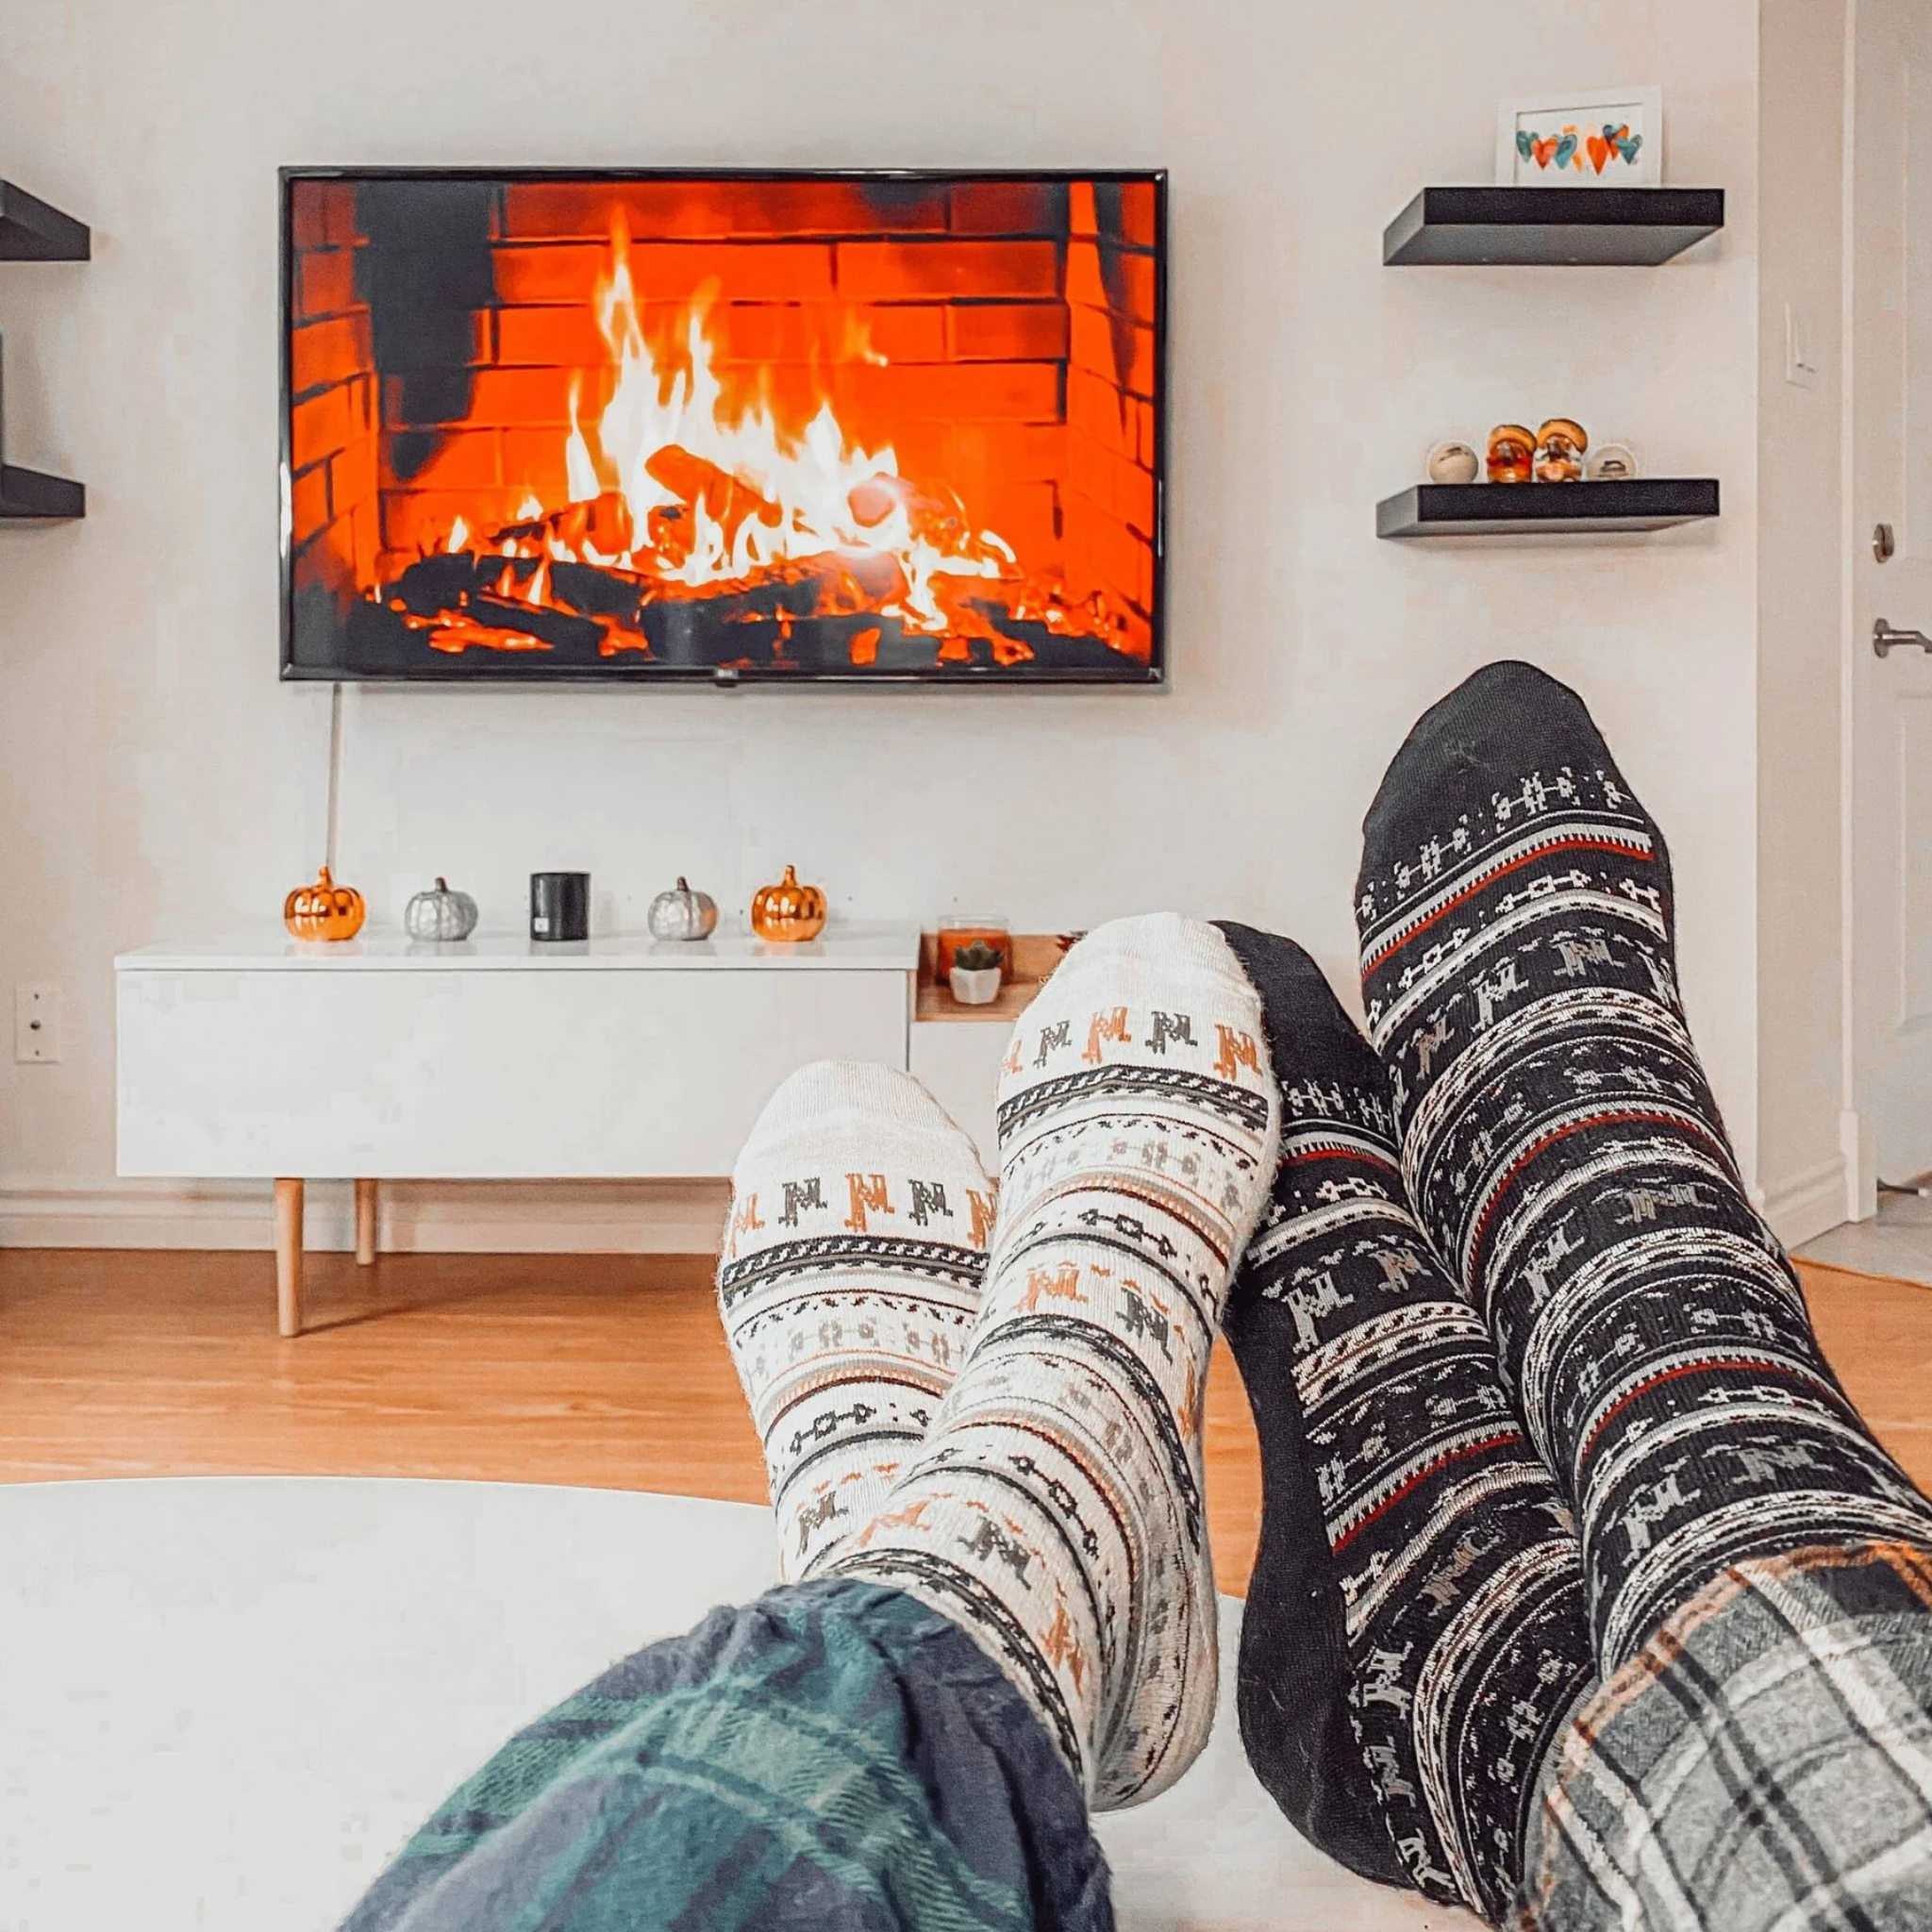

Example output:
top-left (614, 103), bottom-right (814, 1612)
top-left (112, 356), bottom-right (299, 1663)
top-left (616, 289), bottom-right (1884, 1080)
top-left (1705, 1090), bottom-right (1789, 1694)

top-left (1217, 923), bottom-right (1595, 1923)
top-left (720, 1061), bottom-right (994, 1580)
top-left (1357, 660), bottom-right (1932, 1665)
top-left (834, 913), bottom-right (1280, 1807)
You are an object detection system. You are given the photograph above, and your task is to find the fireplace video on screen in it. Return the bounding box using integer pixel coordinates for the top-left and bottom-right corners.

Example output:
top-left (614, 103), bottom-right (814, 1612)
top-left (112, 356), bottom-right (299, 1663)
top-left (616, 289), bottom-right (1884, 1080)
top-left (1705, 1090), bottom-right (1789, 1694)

top-left (280, 171), bottom-right (1165, 684)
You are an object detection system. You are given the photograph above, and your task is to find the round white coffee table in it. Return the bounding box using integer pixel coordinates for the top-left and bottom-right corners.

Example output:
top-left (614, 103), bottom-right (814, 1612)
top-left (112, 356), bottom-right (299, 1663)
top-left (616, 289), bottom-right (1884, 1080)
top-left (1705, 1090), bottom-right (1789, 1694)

top-left (0, 1477), bottom-right (1472, 1930)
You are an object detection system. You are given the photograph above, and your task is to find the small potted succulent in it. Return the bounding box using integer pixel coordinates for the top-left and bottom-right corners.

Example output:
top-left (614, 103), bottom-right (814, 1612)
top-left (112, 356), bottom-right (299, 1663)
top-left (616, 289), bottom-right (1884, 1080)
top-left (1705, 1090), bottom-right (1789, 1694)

top-left (948, 939), bottom-right (1005, 1007)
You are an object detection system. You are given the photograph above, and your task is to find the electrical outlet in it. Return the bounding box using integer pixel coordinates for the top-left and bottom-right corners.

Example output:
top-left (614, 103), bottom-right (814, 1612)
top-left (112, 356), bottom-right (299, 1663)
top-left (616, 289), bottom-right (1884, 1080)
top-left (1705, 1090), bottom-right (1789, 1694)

top-left (15, 984), bottom-right (61, 1063)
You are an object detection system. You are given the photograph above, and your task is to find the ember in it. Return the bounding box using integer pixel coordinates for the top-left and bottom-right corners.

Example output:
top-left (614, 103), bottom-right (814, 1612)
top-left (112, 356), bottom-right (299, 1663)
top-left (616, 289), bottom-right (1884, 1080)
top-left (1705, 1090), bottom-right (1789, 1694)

top-left (283, 172), bottom-right (1165, 683)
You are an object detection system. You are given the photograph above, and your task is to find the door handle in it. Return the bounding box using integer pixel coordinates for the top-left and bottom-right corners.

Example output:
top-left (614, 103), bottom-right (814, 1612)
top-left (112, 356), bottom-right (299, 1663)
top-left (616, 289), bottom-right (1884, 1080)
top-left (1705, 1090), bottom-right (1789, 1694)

top-left (1873, 619), bottom-right (1932, 658)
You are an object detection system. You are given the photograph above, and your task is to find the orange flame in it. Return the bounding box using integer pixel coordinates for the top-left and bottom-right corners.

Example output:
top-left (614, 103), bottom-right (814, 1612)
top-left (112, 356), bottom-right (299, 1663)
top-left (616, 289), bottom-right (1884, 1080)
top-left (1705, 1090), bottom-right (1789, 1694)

top-left (386, 212), bottom-right (1141, 666)
top-left (452, 217), bottom-right (1029, 639)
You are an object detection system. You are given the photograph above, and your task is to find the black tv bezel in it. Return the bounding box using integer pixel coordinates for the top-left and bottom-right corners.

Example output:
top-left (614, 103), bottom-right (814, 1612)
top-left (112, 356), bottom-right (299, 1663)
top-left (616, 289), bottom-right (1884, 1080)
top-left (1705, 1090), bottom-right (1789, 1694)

top-left (278, 166), bottom-right (1169, 689)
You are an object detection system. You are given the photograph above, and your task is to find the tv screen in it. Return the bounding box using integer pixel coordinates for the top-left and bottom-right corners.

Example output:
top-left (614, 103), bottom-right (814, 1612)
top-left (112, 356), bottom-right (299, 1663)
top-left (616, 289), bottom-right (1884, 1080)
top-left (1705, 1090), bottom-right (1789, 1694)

top-left (281, 169), bottom-right (1165, 685)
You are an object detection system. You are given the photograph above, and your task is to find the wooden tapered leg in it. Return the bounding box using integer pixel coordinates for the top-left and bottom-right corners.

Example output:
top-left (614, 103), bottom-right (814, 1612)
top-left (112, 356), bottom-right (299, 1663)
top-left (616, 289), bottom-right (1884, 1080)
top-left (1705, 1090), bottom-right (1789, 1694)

top-left (355, 1178), bottom-right (379, 1266)
top-left (275, 1178), bottom-right (305, 1338)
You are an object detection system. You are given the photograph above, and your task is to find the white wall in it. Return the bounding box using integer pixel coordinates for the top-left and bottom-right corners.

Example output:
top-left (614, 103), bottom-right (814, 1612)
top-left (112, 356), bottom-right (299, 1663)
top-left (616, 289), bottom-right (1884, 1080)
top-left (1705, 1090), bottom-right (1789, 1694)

top-left (1756, 0), bottom-right (1852, 1242)
top-left (0, 0), bottom-right (1763, 1249)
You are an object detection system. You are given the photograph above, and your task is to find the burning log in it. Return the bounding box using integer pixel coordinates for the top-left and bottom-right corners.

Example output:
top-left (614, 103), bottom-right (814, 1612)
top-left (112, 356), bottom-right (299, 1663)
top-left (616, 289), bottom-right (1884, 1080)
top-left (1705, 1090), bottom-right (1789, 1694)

top-left (645, 445), bottom-right (783, 553)
top-left (382, 543), bottom-right (922, 665)
top-left (387, 551), bottom-right (486, 615)
top-left (463, 591), bottom-right (607, 654)
top-left (645, 502), bottom-right (692, 567)
top-left (828, 547), bottom-right (908, 610)
top-left (543, 491), bottom-right (635, 558)
top-left (425, 614), bottom-right (554, 655)
top-left (845, 474), bottom-right (902, 528)
top-left (384, 553), bottom-right (613, 654)
top-left (549, 559), bottom-right (652, 629)
top-left (846, 473), bottom-right (973, 552)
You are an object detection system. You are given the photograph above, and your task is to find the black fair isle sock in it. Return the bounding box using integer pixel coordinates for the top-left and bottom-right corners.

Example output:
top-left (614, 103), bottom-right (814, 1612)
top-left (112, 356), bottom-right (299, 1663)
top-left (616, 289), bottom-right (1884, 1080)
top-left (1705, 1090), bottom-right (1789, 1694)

top-left (1217, 924), bottom-right (1595, 1924)
top-left (1357, 660), bottom-right (1932, 1668)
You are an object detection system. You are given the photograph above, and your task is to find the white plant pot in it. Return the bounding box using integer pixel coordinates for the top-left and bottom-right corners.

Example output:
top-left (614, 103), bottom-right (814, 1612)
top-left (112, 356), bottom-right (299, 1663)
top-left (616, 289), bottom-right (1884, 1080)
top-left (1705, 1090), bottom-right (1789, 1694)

top-left (948, 965), bottom-right (1003, 1007)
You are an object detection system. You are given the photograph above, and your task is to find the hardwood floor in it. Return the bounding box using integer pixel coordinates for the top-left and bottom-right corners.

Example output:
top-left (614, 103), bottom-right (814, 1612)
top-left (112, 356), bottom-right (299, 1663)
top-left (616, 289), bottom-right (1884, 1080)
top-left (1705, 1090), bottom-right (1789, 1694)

top-left (2, 1247), bottom-right (1927, 1599)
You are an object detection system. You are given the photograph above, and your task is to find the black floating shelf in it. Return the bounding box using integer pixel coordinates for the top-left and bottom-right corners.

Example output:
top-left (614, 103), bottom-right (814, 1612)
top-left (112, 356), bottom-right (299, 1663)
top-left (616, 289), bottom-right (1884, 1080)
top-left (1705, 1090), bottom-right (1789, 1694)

top-left (0, 179), bottom-right (90, 261)
top-left (1383, 187), bottom-right (1724, 267)
top-left (1378, 479), bottom-right (1720, 539)
top-left (0, 464), bottom-right (85, 520)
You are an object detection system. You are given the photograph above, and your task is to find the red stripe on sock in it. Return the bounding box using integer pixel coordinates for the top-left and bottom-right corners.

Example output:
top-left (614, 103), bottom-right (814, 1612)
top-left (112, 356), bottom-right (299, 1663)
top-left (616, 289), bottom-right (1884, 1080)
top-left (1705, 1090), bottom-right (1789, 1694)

top-left (1331, 1430), bottom-right (1526, 1554)
top-left (1577, 1356), bottom-right (1819, 1468)
top-left (1362, 836), bottom-right (1652, 974)
top-left (1287, 1146), bottom-right (1404, 1174)
top-left (1468, 1108), bottom-right (1727, 1277)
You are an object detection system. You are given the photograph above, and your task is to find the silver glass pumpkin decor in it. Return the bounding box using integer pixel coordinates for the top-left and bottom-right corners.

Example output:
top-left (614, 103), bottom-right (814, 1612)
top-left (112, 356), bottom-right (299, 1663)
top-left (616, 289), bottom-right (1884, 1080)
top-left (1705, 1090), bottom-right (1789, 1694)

top-left (404, 876), bottom-right (479, 942)
top-left (648, 876), bottom-right (719, 941)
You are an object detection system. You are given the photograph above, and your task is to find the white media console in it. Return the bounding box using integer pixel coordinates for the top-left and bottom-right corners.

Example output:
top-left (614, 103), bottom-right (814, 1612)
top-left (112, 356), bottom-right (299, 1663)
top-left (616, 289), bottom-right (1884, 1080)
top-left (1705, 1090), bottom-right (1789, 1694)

top-left (114, 925), bottom-right (1006, 1337)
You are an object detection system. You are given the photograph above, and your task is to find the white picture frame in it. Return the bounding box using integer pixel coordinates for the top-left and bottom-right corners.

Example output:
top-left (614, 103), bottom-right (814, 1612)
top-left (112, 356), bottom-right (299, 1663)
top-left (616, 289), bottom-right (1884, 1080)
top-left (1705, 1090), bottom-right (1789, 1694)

top-left (1495, 86), bottom-right (1663, 189)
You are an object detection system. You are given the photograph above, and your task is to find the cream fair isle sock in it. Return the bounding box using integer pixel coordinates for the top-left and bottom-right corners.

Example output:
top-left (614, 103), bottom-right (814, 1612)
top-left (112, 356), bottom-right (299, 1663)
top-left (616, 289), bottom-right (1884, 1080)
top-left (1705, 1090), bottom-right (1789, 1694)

top-left (718, 1061), bottom-right (994, 1580)
top-left (834, 913), bottom-right (1280, 1807)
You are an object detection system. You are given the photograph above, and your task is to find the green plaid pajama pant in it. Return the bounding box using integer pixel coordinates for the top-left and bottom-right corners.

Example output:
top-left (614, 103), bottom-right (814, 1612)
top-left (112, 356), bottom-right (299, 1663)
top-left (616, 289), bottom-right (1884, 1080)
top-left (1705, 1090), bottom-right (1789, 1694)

top-left (338, 1578), bottom-right (1110, 1932)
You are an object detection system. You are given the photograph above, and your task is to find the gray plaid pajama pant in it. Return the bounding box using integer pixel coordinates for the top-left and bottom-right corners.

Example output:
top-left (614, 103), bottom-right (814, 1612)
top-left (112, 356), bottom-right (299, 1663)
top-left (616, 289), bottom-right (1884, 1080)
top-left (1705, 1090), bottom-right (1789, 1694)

top-left (1519, 1541), bottom-right (1932, 1930)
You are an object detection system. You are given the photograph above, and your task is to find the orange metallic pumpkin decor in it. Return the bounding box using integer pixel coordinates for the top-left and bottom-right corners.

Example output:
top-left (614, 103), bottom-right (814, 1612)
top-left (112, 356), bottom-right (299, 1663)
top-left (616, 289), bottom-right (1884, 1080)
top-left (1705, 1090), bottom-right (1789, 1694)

top-left (284, 864), bottom-right (367, 941)
top-left (750, 865), bottom-right (827, 943)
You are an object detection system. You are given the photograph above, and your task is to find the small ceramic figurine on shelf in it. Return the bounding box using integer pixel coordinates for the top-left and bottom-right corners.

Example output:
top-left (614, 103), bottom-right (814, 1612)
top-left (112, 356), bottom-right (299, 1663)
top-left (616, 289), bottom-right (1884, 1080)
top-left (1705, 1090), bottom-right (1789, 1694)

top-left (1534, 418), bottom-right (1589, 483)
top-left (751, 865), bottom-right (827, 942)
top-left (648, 877), bottom-right (719, 941)
top-left (1587, 441), bottom-right (1640, 481)
top-left (284, 865), bottom-right (366, 942)
top-left (404, 877), bottom-right (479, 942)
top-left (1425, 439), bottom-right (1481, 486)
top-left (1487, 424), bottom-right (1537, 484)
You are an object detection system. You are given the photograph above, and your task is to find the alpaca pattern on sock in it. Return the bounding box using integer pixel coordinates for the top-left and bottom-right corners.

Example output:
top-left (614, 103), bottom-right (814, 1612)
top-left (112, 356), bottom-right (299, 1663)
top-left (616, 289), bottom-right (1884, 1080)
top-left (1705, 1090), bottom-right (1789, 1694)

top-left (1218, 926), bottom-right (1594, 1921)
top-left (1357, 662), bottom-right (1932, 1666)
top-left (720, 1062), bottom-right (995, 1581)
top-left (837, 915), bottom-right (1279, 1807)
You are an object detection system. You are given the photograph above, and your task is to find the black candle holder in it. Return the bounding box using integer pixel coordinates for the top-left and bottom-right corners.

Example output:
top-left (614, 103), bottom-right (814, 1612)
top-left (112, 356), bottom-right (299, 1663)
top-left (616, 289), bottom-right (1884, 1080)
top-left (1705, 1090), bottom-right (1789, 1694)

top-left (530, 872), bottom-right (590, 942)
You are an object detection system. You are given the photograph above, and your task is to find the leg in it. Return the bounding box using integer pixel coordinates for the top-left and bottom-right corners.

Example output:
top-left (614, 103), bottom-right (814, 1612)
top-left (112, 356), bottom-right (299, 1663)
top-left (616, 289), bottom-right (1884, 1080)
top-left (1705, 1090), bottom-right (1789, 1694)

top-left (1217, 924), bottom-right (1595, 1921)
top-left (274, 1177), bottom-right (303, 1339)
top-left (355, 1177), bottom-right (378, 1266)
top-left (339, 1074), bottom-right (1108, 1932)
top-left (1357, 659), bottom-right (1932, 1666)
top-left (1521, 1541), bottom-right (1932, 1931)
top-left (339, 1584), bottom-right (1106, 1932)
top-left (836, 914), bottom-right (1280, 1807)
top-left (718, 1060), bottom-right (993, 1579)
top-left (1357, 663), bottom-right (1932, 1927)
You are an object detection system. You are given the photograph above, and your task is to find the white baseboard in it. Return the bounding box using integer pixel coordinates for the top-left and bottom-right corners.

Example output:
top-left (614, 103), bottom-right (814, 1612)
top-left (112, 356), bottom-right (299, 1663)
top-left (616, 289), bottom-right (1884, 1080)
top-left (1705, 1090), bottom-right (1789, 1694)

top-left (0, 1177), bottom-right (730, 1256)
top-left (8, 1158), bottom-right (1859, 1260)
top-left (1841, 1108), bottom-right (1879, 1223)
top-left (1761, 1153), bottom-right (1853, 1249)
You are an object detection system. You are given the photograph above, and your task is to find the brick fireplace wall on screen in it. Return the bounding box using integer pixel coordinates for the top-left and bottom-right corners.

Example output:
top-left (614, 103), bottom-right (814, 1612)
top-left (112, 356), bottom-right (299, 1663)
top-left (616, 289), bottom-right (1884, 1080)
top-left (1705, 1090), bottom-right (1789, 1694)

top-left (285, 175), bottom-right (1159, 674)
top-left (287, 183), bottom-right (380, 609)
top-left (1064, 184), bottom-right (1159, 663)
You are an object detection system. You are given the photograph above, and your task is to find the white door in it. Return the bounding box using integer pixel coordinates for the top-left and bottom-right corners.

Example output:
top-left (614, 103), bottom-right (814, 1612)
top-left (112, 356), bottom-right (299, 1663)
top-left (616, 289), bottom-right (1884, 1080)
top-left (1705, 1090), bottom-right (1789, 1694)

top-left (1850, 0), bottom-right (1932, 1189)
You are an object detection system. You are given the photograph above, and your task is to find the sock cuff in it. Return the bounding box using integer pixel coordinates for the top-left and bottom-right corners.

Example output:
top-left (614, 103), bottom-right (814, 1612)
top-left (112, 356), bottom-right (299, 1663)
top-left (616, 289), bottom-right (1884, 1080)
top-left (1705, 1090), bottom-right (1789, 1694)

top-left (1046, 913), bottom-right (1258, 1008)
top-left (739, 1062), bottom-right (983, 1163)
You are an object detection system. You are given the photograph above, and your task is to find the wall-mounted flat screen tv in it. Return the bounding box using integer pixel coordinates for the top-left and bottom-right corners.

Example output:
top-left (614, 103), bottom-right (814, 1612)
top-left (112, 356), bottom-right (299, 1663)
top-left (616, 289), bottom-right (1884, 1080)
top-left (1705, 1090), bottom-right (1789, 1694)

top-left (281, 169), bottom-right (1166, 685)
